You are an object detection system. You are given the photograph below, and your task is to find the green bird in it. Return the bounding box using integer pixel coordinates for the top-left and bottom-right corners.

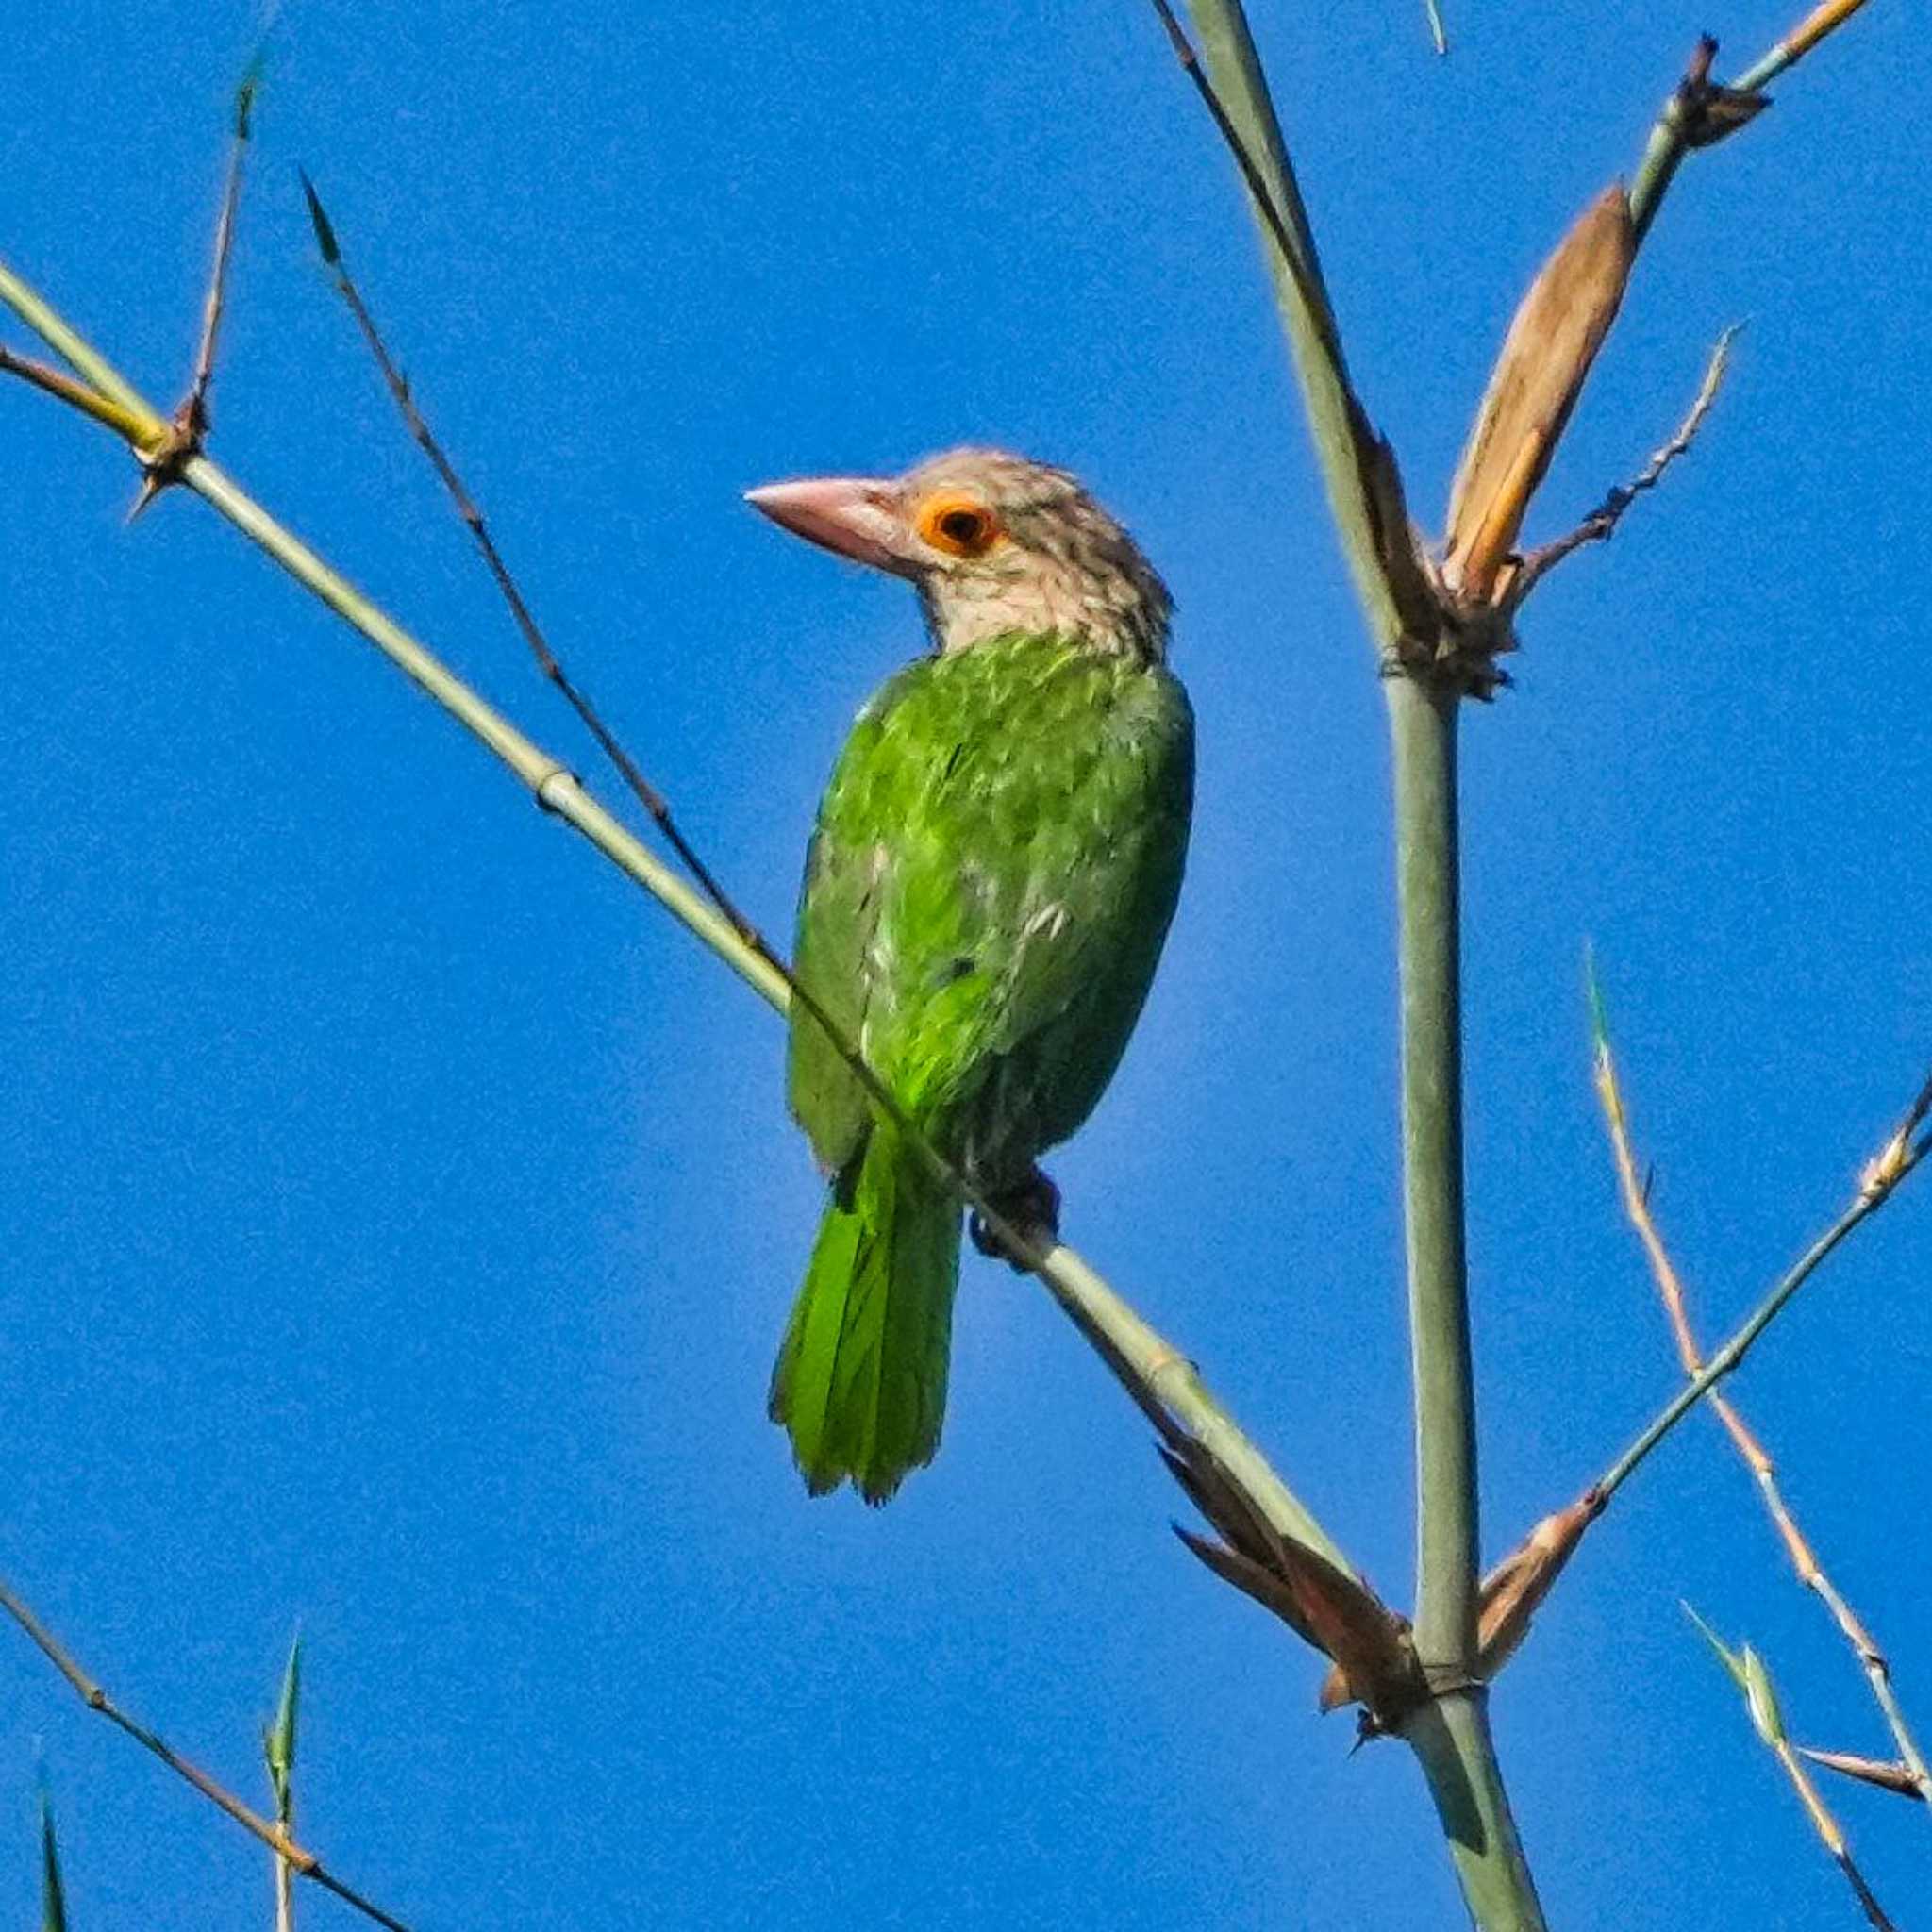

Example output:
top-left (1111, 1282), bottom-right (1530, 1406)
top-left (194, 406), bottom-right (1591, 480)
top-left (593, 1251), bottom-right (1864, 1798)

top-left (746, 448), bottom-right (1193, 1504)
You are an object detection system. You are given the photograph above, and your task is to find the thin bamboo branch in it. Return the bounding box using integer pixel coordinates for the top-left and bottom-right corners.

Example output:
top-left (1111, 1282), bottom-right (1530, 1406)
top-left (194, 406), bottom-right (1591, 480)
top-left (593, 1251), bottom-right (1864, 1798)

top-left (1628, 0), bottom-right (1874, 242)
top-left (0, 261), bottom-right (158, 430)
top-left (185, 71), bottom-right (257, 444)
top-left (1506, 326), bottom-right (1736, 604)
top-left (0, 1580), bottom-right (408, 1932)
top-left (266, 1634), bottom-right (303, 1932)
top-left (1594, 1015), bottom-right (1932, 1807)
top-left (1687, 1611), bottom-right (1899, 1931)
top-left (294, 172), bottom-right (758, 955)
top-left (1594, 1072), bottom-right (1932, 1503)
top-left (0, 258), bottom-right (1355, 1592)
top-left (0, 344), bottom-right (158, 446)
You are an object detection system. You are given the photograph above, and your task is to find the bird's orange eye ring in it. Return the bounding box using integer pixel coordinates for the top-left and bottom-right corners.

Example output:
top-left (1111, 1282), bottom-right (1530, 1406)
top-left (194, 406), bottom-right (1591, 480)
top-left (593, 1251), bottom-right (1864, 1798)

top-left (915, 492), bottom-right (1002, 558)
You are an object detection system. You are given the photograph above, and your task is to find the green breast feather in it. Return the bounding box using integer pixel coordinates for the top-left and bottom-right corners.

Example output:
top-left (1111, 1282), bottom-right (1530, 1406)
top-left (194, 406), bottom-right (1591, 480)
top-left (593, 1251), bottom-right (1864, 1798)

top-left (789, 630), bottom-right (1194, 1191)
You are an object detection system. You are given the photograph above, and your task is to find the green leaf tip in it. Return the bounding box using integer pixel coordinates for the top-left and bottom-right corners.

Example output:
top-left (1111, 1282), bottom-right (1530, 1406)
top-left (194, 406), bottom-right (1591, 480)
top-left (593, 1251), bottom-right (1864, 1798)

top-left (298, 170), bottom-right (341, 267)
top-left (1740, 1645), bottom-right (1787, 1747)
top-left (39, 1790), bottom-right (69, 1932)
top-left (267, 1630), bottom-right (303, 1798)
top-left (1583, 941), bottom-right (1610, 1055)
top-left (1683, 1601), bottom-right (1747, 1690)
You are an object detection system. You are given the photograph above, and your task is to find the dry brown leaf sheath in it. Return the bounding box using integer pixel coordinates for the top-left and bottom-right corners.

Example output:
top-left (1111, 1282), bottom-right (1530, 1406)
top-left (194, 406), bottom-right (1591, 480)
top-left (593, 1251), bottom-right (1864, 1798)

top-left (1442, 187), bottom-right (1635, 604)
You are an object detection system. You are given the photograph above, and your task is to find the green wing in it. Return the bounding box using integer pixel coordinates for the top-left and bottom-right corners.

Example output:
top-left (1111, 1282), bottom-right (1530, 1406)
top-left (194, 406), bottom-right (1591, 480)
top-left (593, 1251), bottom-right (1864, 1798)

top-left (788, 634), bottom-right (1193, 1189)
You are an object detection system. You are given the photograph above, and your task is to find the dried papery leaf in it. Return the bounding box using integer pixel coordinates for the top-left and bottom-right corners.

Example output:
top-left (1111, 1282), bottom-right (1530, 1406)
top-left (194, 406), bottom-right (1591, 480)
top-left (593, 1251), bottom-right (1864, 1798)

top-left (1442, 186), bottom-right (1635, 604)
top-left (1475, 1498), bottom-right (1596, 1678)
top-left (1158, 1453), bottom-right (1422, 1715)
top-left (1802, 1748), bottom-right (1928, 1801)
top-left (1174, 1524), bottom-right (1321, 1648)
top-left (1350, 407), bottom-right (1445, 662)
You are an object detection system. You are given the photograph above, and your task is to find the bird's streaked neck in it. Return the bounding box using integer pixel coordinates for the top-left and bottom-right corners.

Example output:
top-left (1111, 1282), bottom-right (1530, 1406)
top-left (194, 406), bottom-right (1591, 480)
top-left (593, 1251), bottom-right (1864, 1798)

top-left (917, 568), bottom-right (1170, 663)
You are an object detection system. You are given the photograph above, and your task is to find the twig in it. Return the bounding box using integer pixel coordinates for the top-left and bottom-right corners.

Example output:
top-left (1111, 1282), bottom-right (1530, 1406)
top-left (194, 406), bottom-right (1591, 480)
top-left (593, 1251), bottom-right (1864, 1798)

top-left (186, 71), bottom-right (258, 443)
top-left (1507, 326), bottom-right (1737, 604)
top-left (0, 344), bottom-right (158, 447)
top-left (1687, 1610), bottom-right (1899, 1931)
top-left (1593, 995), bottom-right (1932, 1806)
top-left (129, 67), bottom-right (259, 518)
top-left (1593, 1069), bottom-right (1932, 1505)
top-left (294, 173), bottom-right (752, 949)
top-left (1628, 1), bottom-right (1874, 242)
top-left (0, 1579), bottom-right (409, 1932)
top-left (1149, 2), bottom-right (1345, 375)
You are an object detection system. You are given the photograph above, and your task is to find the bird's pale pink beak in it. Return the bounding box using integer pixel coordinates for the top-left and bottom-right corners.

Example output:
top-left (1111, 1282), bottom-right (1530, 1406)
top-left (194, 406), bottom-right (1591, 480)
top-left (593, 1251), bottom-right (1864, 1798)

top-left (743, 475), bottom-right (921, 579)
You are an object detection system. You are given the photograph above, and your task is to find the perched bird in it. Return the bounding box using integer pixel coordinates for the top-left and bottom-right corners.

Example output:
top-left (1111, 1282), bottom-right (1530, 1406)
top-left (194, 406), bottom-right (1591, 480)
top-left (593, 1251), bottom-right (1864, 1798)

top-left (746, 449), bottom-right (1193, 1504)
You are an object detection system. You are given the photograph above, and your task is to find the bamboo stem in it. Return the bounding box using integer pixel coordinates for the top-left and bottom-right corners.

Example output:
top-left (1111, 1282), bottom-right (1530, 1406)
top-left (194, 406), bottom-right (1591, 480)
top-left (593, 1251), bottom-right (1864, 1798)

top-left (1177, 0), bottom-right (1412, 655)
top-left (1160, 8), bottom-right (1541, 1922)
top-left (1386, 676), bottom-right (1475, 1669)
top-left (1403, 1695), bottom-right (1547, 1932)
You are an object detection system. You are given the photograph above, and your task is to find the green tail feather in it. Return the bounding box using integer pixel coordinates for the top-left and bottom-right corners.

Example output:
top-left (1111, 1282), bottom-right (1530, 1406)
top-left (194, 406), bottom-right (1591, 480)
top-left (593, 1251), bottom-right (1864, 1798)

top-left (770, 1124), bottom-right (959, 1505)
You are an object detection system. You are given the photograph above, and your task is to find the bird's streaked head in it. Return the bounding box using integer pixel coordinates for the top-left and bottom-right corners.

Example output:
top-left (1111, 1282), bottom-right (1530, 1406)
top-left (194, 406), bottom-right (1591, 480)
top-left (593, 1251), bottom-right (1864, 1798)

top-left (745, 447), bottom-right (1171, 660)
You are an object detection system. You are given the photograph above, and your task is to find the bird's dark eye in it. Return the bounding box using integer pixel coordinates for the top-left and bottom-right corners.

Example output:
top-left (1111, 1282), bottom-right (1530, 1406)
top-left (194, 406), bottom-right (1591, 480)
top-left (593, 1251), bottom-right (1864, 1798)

top-left (916, 491), bottom-right (1002, 558)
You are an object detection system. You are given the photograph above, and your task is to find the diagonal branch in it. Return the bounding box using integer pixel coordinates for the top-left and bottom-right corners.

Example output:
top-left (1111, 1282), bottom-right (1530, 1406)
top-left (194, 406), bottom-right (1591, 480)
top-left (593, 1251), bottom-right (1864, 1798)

top-left (1506, 325), bottom-right (1737, 605)
top-left (1593, 1068), bottom-right (1932, 1506)
top-left (1594, 993), bottom-right (1932, 1807)
top-left (0, 1580), bottom-right (408, 1932)
top-left (294, 172), bottom-right (755, 953)
top-left (0, 344), bottom-right (158, 446)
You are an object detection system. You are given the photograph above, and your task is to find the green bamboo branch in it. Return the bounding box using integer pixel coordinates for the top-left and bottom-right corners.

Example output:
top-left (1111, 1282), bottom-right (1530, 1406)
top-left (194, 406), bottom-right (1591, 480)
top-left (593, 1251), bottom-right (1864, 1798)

top-left (266, 1633), bottom-right (303, 1932)
top-left (1593, 1074), bottom-right (1929, 1504)
top-left (0, 255), bottom-right (1353, 1594)
top-left (1170, 1), bottom-right (1428, 660)
top-left (1627, 0), bottom-right (1874, 242)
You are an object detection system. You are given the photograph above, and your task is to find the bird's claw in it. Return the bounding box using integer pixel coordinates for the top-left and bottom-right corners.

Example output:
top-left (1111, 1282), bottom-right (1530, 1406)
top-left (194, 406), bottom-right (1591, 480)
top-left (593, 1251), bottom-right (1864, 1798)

top-left (969, 1168), bottom-right (1061, 1271)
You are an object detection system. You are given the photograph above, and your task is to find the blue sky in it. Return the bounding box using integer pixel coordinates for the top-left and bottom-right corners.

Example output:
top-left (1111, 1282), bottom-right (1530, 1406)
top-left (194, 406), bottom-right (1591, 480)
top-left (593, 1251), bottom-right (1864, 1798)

top-left (3, 2), bottom-right (1927, 1926)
